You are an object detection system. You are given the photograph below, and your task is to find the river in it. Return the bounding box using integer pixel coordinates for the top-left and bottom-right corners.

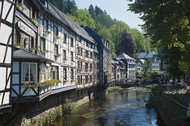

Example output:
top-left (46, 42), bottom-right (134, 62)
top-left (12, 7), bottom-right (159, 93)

top-left (52, 87), bottom-right (164, 126)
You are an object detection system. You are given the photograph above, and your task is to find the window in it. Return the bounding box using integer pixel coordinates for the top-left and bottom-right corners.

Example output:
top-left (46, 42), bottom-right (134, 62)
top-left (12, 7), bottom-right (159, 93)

top-left (81, 76), bottom-right (82, 84)
top-left (51, 66), bottom-right (58, 80)
top-left (41, 38), bottom-right (45, 51)
top-left (22, 62), bottom-right (37, 83)
top-left (77, 61), bottom-right (80, 68)
top-left (53, 25), bottom-right (58, 36)
top-left (54, 44), bottom-right (58, 55)
top-left (85, 76), bottom-right (88, 83)
top-left (90, 75), bottom-right (92, 83)
top-left (77, 76), bottom-right (80, 84)
top-left (71, 37), bottom-right (74, 47)
top-left (32, 6), bottom-right (37, 19)
top-left (43, 18), bottom-right (48, 31)
top-left (81, 61), bottom-right (82, 69)
top-left (71, 68), bottom-right (74, 80)
top-left (64, 33), bottom-right (67, 43)
top-left (81, 48), bottom-right (83, 56)
top-left (63, 67), bottom-right (67, 81)
top-left (86, 50), bottom-right (88, 58)
top-left (85, 63), bottom-right (88, 71)
top-left (16, 31), bottom-right (33, 50)
top-left (63, 49), bottom-right (66, 60)
top-left (77, 47), bottom-right (80, 55)
top-left (71, 51), bottom-right (74, 61)
top-left (90, 52), bottom-right (93, 59)
top-left (90, 64), bottom-right (92, 72)
top-left (23, 35), bottom-right (29, 50)
top-left (40, 63), bottom-right (46, 82)
top-left (86, 41), bottom-right (88, 46)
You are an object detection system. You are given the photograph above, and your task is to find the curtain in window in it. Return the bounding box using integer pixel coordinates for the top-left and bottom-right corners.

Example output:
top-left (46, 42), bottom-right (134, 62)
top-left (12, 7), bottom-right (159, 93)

top-left (30, 64), bottom-right (36, 81)
top-left (23, 63), bottom-right (29, 82)
top-left (22, 63), bottom-right (37, 82)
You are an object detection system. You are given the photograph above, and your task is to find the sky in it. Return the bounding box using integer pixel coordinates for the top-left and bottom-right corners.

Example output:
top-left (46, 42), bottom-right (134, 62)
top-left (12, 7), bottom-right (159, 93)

top-left (74, 0), bottom-right (144, 31)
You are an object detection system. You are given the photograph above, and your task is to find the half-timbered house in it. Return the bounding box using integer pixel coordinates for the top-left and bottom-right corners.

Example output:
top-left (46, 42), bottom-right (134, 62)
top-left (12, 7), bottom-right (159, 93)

top-left (11, 0), bottom-right (57, 102)
top-left (0, 0), bottom-right (16, 113)
top-left (11, 0), bottom-right (99, 103)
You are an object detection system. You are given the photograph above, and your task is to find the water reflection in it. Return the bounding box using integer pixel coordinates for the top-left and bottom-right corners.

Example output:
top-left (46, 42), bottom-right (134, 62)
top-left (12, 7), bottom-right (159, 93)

top-left (52, 87), bottom-right (161, 126)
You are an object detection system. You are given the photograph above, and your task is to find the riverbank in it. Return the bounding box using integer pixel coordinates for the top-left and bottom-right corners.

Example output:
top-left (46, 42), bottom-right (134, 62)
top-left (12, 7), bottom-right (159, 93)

top-left (144, 84), bottom-right (190, 126)
top-left (21, 89), bottom-right (98, 126)
top-left (51, 86), bottom-right (159, 126)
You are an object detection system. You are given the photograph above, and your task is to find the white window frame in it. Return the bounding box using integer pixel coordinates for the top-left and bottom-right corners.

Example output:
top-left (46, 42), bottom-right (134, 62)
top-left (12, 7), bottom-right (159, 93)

top-left (21, 62), bottom-right (38, 83)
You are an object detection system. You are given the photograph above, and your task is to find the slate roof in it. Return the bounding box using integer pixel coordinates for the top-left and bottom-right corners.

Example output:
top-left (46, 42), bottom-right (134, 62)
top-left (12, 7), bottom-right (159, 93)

top-left (37, 1), bottom-right (95, 43)
top-left (117, 53), bottom-right (135, 60)
top-left (136, 59), bottom-right (145, 64)
top-left (137, 52), bottom-right (155, 59)
top-left (84, 26), bottom-right (102, 44)
top-left (13, 49), bottom-right (53, 62)
top-left (112, 60), bottom-right (119, 64)
top-left (113, 58), bottom-right (125, 65)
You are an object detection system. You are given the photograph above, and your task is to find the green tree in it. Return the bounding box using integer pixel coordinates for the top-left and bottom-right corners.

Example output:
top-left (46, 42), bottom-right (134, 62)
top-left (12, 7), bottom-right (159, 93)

top-left (94, 6), bottom-right (103, 15)
top-left (143, 58), bottom-right (152, 79)
top-left (129, 0), bottom-right (190, 79)
top-left (67, 9), bottom-right (95, 29)
top-left (50, 0), bottom-right (77, 15)
top-left (119, 30), bottom-right (135, 56)
top-left (50, 1), bottom-right (152, 57)
top-left (88, 4), bottom-right (96, 19)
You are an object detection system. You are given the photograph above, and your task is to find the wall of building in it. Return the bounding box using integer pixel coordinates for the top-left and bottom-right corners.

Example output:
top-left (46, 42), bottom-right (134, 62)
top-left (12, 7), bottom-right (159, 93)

top-left (0, 0), bottom-right (16, 113)
top-left (0, 86), bottom-right (99, 126)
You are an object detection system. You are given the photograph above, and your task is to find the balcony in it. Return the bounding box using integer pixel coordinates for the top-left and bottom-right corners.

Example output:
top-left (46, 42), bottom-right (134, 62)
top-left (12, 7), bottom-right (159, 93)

top-left (11, 79), bottom-right (61, 103)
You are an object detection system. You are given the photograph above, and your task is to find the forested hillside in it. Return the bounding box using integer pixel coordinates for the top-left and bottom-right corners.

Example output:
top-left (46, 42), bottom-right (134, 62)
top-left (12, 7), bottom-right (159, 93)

top-left (49, 0), bottom-right (152, 57)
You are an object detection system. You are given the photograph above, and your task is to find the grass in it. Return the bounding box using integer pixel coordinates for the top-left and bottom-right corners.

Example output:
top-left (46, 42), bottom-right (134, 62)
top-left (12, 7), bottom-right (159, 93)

top-left (22, 106), bottom-right (63, 126)
top-left (63, 99), bottom-right (77, 113)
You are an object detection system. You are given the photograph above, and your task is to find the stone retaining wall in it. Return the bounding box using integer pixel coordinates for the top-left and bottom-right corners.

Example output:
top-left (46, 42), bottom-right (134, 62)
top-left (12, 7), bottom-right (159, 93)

top-left (0, 86), bottom-right (100, 126)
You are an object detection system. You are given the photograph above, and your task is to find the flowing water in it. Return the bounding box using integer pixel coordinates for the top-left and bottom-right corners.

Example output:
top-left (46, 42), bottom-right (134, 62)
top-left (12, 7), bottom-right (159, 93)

top-left (52, 87), bottom-right (164, 126)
